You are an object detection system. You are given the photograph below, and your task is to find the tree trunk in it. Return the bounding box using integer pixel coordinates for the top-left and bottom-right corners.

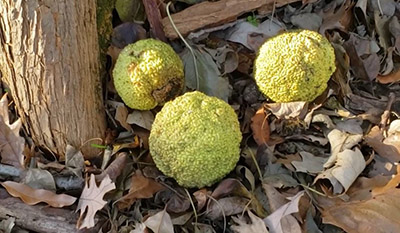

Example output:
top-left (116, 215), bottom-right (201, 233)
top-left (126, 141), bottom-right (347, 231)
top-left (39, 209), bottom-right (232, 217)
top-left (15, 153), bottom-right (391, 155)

top-left (0, 0), bottom-right (106, 158)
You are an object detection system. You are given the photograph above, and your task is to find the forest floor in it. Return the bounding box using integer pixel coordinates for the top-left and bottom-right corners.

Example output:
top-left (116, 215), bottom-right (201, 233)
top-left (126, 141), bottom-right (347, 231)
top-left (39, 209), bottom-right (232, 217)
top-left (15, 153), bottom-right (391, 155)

top-left (1, 0), bottom-right (400, 232)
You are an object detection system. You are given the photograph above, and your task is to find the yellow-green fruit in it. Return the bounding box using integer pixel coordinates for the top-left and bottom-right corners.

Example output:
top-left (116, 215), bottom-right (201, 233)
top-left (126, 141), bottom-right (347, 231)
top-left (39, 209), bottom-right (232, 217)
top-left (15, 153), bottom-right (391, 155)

top-left (254, 30), bottom-right (336, 102)
top-left (149, 91), bottom-right (242, 188)
top-left (113, 39), bottom-right (184, 110)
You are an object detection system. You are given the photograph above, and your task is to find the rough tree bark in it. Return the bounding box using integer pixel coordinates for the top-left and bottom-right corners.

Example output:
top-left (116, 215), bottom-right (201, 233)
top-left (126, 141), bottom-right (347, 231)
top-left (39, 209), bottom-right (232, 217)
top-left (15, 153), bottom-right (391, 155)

top-left (0, 1), bottom-right (106, 158)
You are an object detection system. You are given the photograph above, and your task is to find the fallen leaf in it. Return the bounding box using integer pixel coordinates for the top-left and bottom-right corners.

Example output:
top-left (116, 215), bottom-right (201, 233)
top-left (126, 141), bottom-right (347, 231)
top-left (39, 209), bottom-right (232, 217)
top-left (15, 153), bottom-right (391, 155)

top-left (115, 105), bottom-right (133, 131)
top-left (263, 191), bottom-right (305, 233)
top-left (315, 148), bottom-right (366, 194)
top-left (263, 163), bottom-right (299, 188)
top-left (319, 166), bottom-right (400, 232)
top-left (0, 94), bottom-right (25, 169)
top-left (324, 120), bottom-right (363, 168)
top-left (225, 19), bottom-right (285, 51)
top-left (343, 33), bottom-right (380, 81)
top-left (180, 45), bottom-right (232, 102)
top-left (290, 13), bottom-right (322, 31)
top-left (144, 209), bottom-right (174, 233)
top-left (21, 168), bottom-right (56, 191)
top-left (65, 145), bottom-right (85, 178)
top-left (95, 152), bottom-right (127, 182)
top-left (265, 102), bottom-right (308, 120)
top-left (377, 68), bottom-right (400, 84)
top-left (194, 188), bottom-right (208, 210)
top-left (291, 151), bottom-right (327, 174)
top-left (171, 212), bottom-right (193, 226)
top-left (206, 196), bottom-right (249, 220)
top-left (262, 183), bottom-right (302, 233)
top-left (251, 107), bottom-right (270, 145)
top-left (117, 170), bottom-right (165, 209)
top-left (364, 125), bottom-right (400, 162)
top-left (1, 181), bottom-right (76, 207)
top-left (318, 0), bottom-right (354, 34)
top-left (231, 210), bottom-right (269, 233)
top-left (126, 110), bottom-right (154, 131)
top-left (76, 174), bottom-right (116, 229)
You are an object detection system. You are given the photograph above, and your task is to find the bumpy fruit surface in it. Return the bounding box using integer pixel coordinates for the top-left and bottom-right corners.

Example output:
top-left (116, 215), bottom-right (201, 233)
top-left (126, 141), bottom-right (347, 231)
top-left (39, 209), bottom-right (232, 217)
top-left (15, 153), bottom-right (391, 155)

top-left (149, 91), bottom-right (242, 188)
top-left (254, 30), bottom-right (336, 102)
top-left (113, 39), bottom-right (184, 110)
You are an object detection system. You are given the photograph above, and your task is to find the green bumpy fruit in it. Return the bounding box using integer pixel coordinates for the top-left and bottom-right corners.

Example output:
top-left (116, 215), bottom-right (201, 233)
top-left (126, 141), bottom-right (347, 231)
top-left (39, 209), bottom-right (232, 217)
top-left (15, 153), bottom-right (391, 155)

top-left (149, 91), bottom-right (242, 188)
top-left (254, 29), bottom-right (336, 102)
top-left (113, 39), bottom-right (184, 110)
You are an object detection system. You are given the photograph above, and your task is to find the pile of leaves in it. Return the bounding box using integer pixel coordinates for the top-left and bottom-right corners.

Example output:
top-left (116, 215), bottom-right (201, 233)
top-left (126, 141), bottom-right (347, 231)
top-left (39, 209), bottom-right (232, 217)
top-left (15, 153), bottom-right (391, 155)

top-left (0, 0), bottom-right (400, 232)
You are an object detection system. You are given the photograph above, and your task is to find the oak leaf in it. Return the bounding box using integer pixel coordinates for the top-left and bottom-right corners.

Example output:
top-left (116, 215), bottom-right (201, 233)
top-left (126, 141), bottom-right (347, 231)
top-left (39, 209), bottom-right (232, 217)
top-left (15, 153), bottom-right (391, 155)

top-left (76, 174), bottom-right (115, 229)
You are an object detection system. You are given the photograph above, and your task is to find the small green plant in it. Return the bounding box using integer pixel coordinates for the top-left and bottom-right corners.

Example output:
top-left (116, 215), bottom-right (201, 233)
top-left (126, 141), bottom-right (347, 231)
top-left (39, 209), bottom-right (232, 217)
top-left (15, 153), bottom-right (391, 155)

top-left (247, 13), bottom-right (259, 27)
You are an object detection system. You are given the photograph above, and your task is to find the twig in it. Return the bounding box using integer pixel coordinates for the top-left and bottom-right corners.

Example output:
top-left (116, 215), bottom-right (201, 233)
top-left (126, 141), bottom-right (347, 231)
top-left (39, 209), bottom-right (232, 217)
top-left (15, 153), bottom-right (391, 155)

top-left (379, 92), bottom-right (395, 133)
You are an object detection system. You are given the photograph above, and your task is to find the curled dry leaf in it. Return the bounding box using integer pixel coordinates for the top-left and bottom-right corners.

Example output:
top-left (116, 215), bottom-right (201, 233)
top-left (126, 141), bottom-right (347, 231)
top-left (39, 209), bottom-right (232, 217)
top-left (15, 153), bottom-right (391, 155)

top-left (315, 148), bottom-right (366, 194)
top-left (251, 107), bottom-right (270, 146)
top-left (117, 170), bottom-right (165, 209)
top-left (1, 181), bottom-right (76, 208)
top-left (377, 68), bottom-right (400, 84)
top-left (76, 174), bottom-right (116, 229)
top-left (115, 105), bottom-right (132, 131)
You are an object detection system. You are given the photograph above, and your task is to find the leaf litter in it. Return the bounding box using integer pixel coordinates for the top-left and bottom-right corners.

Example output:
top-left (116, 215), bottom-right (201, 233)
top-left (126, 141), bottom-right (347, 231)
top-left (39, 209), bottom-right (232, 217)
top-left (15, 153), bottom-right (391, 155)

top-left (1, 0), bottom-right (400, 232)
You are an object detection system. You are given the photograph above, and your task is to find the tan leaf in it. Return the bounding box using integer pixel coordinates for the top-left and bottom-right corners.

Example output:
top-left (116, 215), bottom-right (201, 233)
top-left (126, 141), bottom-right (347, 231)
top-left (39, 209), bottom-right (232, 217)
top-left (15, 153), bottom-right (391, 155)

top-left (315, 148), bottom-right (366, 194)
top-left (365, 124), bottom-right (400, 162)
top-left (144, 209), bottom-right (174, 233)
top-left (231, 210), bottom-right (269, 233)
top-left (265, 102), bottom-right (308, 120)
top-left (1, 181), bottom-right (76, 207)
top-left (320, 168), bottom-right (400, 233)
top-left (76, 174), bottom-right (116, 229)
top-left (117, 170), bottom-right (165, 209)
top-left (263, 191), bottom-right (304, 233)
top-left (0, 94), bottom-right (25, 169)
top-left (251, 107), bottom-right (270, 145)
top-left (126, 110), bottom-right (154, 130)
top-left (115, 105), bottom-right (132, 131)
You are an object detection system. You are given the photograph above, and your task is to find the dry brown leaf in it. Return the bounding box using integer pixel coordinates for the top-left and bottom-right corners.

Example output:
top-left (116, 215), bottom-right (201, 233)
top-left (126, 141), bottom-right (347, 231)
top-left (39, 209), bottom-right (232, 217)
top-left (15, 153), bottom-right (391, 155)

top-left (95, 152), bottom-right (127, 182)
top-left (194, 188), bottom-right (209, 210)
top-left (1, 181), bottom-right (76, 207)
top-left (144, 209), bottom-right (174, 233)
top-left (206, 196), bottom-right (249, 220)
top-left (251, 107), bottom-right (270, 146)
top-left (263, 190), bottom-right (304, 233)
top-left (377, 68), bottom-right (400, 84)
top-left (76, 174), bottom-right (116, 229)
top-left (265, 102), bottom-right (308, 120)
top-left (0, 94), bottom-right (25, 169)
top-left (115, 105), bottom-right (132, 131)
top-left (117, 170), bottom-right (165, 209)
top-left (365, 125), bottom-right (400, 162)
top-left (319, 0), bottom-right (354, 34)
top-left (372, 165), bottom-right (400, 195)
top-left (231, 210), bottom-right (269, 233)
top-left (320, 167), bottom-right (400, 233)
